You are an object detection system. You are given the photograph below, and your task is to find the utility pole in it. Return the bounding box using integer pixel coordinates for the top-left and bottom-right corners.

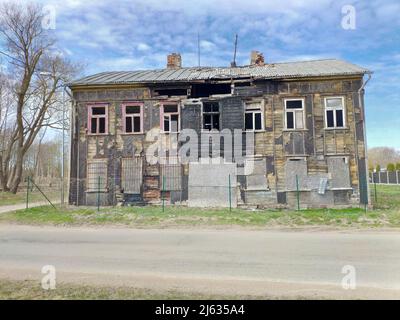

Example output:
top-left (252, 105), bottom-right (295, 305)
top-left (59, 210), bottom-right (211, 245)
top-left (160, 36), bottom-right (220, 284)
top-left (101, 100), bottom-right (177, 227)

top-left (231, 34), bottom-right (238, 67)
top-left (197, 32), bottom-right (201, 67)
top-left (61, 87), bottom-right (65, 206)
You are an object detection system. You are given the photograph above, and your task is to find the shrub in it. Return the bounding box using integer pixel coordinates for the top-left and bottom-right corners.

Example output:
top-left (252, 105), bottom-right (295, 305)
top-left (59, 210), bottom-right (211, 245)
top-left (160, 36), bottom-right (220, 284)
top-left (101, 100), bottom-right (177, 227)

top-left (387, 163), bottom-right (396, 172)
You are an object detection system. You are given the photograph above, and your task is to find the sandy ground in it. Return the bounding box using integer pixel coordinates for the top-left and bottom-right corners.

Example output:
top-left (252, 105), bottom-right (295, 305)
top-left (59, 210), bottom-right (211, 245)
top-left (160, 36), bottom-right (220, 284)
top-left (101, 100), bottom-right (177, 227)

top-left (0, 224), bottom-right (399, 299)
top-left (0, 202), bottom-right (54, 214)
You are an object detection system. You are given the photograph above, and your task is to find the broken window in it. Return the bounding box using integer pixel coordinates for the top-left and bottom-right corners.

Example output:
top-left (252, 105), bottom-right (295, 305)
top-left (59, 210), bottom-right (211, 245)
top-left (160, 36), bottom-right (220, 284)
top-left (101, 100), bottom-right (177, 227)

top-left (154, 88), bottom-right (188, 97)
top-left (123, 104), bottom-right (142, 133)
top-left (325, 97), bottom-right (345, 128)
top-left (121, 157), bottom-right (143, 193)
top-left (191, 83), bottom-right (231, 98)
top-left (161, 104), bottom-right (180, 132)
top-left (245, 102), bottom-right (263, 131)
top-left (202, 102), bottom-right (220, 130)
top-left (87, 160), bottom-right (107, 191)
top-left (88, 104), bottom-right (108, 134)
top-left (284, 99), bottom-right (304, 130)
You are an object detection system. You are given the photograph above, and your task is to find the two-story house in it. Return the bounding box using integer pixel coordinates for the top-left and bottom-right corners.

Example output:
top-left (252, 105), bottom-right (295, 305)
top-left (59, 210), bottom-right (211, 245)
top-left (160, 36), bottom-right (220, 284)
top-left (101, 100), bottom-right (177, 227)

top-left (67, 51), bottom-right (371, 209)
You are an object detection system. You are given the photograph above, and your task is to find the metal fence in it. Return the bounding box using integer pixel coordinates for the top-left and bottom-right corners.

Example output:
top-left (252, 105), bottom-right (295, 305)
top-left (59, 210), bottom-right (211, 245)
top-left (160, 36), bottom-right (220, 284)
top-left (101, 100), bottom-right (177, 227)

top-left (68, 173), bottom-right (237, 212)
top-left (23, 176), bottom-right (64, 209)
top-left (370, 171), bottom-right (400, 185)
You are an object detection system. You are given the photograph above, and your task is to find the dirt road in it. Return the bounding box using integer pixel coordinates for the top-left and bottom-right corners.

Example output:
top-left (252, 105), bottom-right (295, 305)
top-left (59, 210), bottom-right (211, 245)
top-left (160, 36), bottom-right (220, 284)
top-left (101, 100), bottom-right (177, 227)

top-left (0, 224), bottom-right (399, 299)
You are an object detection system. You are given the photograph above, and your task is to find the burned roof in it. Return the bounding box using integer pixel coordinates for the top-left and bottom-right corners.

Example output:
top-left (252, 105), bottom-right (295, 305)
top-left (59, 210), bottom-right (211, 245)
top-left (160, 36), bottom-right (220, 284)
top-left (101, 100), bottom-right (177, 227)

top-left (69, 59), bottom-right (370, 87)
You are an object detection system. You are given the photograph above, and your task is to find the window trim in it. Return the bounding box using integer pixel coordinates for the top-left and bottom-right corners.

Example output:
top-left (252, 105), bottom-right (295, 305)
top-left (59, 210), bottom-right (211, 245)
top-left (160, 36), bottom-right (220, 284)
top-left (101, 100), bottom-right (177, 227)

top-left (87, 103), bottom-right (109, 135)
top-left (201, 101), bottom-right (221, 131)
top-left (244, 101), bottom-right (264, 132)
top-left (160, 102), bottom-right (180, 133)
top-left (284, 98), bottom-right (306, 131)
top-left (122, 102), bottom-right (144, 134)
top-left (86, 159), bottom-right (108, 192)
top-left (324, 96), bottom-right (346, 129)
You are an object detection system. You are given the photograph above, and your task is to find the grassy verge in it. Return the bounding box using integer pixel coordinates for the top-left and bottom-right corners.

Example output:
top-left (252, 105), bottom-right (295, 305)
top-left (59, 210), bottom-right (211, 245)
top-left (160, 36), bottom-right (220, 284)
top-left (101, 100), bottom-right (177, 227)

top-left (0, 191), bottom-right (59, 206)
top-left (0, 278), bottom-right (258, 300)
top-left (0, 184), bottom-right (399, 229)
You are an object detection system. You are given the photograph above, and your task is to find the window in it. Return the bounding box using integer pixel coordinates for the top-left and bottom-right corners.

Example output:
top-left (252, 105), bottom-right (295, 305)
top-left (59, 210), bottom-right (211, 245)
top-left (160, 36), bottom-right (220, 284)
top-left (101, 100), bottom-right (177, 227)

top-left (87, 160), bottom-right (107, 191)
top-left (245, 102), bottom-right (263, 131)
top-left (161, 104), bottom-right (180, 132)
top-left (325, 97), bottom-right (345, 128)
top-left (88, 104), bottom-right (108, 134)
top-left (123, 104), bottom-right (143, 133)
top-left (284, 99), bottom-right (304, 130)
top-left (202, 102), bottom-right (220, 130)
top-left (160, 158), bottom-right (182, 191)
top-left (121, 157), bottom-right (143, 193)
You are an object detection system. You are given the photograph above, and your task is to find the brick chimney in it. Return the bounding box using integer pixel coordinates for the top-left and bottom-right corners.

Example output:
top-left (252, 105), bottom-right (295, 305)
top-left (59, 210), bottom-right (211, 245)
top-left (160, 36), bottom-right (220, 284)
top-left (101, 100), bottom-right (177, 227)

top-left (250, 51), bottom-right (265, 66)
top-left (167, 53), bottom-right (182, 69)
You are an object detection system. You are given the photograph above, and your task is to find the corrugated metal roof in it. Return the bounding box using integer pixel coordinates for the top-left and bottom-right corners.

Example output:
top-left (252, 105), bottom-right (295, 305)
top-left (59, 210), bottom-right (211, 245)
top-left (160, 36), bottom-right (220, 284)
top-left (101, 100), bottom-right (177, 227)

top-left (69, 59), bottom-right (370, 87)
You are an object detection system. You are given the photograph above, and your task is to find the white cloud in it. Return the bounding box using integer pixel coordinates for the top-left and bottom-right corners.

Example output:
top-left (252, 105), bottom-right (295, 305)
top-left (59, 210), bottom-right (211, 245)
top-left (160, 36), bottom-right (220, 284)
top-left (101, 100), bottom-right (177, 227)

top-left (137, 43), bottom-right (151, 51)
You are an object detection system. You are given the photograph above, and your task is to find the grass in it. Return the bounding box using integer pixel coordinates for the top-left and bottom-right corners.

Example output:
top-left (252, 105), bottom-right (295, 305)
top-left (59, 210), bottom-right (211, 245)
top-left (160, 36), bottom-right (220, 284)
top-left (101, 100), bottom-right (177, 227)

top-left (0, 279), bottom-right (261, 300)
top-left (0, 190), bottom-right (59, 206)
top-left (0, 184), bottom-right (399, 229)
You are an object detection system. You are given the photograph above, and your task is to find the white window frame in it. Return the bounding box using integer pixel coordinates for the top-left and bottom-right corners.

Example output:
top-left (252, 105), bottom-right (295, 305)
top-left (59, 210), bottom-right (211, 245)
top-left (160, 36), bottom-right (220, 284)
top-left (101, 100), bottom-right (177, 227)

top-left (244, 101), bottom-right (264, 132)
top-left (161, 103), bottom-right (180, 133)
top-left (324, 96), bottom-right (346, 129)
top-left (201, 101), bottom-right (221, 131)
top-left (284, 98), bottom-right (306, 130)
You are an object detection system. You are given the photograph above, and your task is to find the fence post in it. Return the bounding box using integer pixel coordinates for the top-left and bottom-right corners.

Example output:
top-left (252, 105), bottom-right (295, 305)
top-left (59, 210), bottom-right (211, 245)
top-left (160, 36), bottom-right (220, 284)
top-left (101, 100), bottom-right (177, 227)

top-left (374, 181), bottom-right (377, 204)
top-left (296, 174), bottom-right (300, 211)
top-left (387, 171), bottom-right (389, 185)
top-left (397, 170), bottom-right (399, 185)
top-left (97, 176), bottom-right (100, 212)
top-left (228, 174), bottom-right (232, 212)
top-left (162, 176), bottom-right (165, 213)
top-left (26, 176), bottom-right (30, 209)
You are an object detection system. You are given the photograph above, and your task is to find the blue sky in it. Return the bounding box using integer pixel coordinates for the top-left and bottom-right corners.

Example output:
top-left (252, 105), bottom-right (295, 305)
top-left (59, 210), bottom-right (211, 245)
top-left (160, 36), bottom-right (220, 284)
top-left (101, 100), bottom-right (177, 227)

top-left (32, 0), bottom-right (400, 149)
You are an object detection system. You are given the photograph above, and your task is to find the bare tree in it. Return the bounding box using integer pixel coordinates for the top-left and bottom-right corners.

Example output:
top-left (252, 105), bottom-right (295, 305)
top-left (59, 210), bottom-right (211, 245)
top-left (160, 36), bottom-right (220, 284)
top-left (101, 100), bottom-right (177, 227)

top-left (0, 2), bottom-right (77, 193)
top-left (368, 147), bottom-right (400, 169)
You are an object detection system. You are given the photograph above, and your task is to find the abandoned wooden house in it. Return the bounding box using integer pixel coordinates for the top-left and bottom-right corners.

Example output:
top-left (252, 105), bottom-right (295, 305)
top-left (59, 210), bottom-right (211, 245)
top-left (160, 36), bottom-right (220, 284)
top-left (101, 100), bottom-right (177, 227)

top-left (67, 51), bottom-right (371, 209)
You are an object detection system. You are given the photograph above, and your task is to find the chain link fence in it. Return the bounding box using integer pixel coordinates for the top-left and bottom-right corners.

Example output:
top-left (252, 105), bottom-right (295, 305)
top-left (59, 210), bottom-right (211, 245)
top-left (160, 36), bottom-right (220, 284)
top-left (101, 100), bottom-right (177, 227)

top-left (22, 176), bottom-right (64, 209)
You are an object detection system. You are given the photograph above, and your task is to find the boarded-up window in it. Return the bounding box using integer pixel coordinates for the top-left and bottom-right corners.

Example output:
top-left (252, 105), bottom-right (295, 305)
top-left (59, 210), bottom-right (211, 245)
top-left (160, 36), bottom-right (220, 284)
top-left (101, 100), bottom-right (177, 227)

top-left (87, 160), bottom-right (107, 191)
top-left (160, 158), bottom-right (182, 191)
top-left (284, 158), bottom-right (308, 191)
top-left (121, 157), bottom-right (143, 193)
top-left (327, 157), bottom-right (351, 189)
